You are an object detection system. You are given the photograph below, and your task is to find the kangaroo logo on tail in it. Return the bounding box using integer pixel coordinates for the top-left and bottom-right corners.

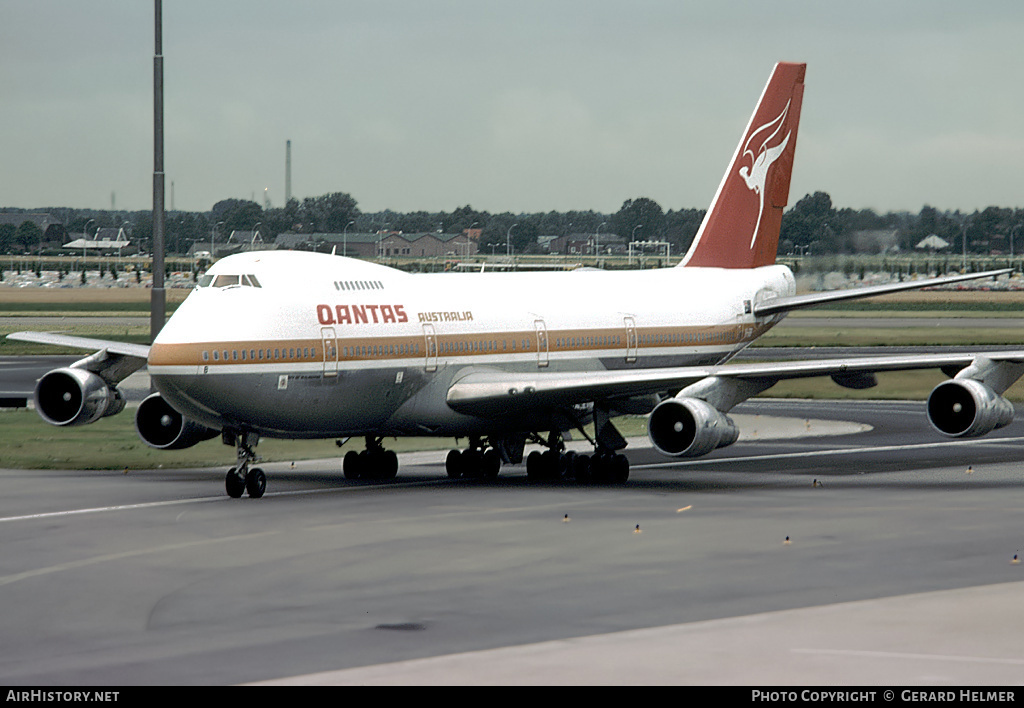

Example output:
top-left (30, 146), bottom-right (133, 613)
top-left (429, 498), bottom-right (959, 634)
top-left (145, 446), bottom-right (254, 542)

top-left (680, 62), bottom-right (805, 270)
top-left (738, 100), bottom-right (792, 249)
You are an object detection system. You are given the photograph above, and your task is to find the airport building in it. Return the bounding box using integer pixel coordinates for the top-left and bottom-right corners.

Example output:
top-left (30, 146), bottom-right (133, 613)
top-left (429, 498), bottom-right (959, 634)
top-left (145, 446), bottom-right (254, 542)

top-left (275, 231), bottom-right (478, 259)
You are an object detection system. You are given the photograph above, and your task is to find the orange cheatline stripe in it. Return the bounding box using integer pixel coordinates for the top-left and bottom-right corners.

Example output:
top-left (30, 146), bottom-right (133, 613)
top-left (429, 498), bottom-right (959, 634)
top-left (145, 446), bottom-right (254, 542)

top-left (148, 323), bottom-right (767, 367)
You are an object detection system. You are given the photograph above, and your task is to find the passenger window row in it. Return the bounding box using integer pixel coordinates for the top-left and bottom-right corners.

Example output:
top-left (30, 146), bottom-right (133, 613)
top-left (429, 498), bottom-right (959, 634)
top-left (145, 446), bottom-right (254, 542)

top-left (203, 346), bottom-right (315, 362)
top-left (344, 342), bottom-right (419, 357)
top-left (556, 335), bottom-right (622, 348)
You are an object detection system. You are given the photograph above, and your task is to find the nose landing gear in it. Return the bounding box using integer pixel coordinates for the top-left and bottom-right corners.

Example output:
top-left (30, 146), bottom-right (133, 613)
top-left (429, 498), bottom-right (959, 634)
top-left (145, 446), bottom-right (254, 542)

top-left (224, 430), bottom-right (265, 498)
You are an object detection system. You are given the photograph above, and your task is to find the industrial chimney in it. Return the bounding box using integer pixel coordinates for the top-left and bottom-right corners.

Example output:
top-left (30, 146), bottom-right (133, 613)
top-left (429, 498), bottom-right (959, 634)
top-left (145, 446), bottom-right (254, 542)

top-left (285, 140), bottom-right (292, 204)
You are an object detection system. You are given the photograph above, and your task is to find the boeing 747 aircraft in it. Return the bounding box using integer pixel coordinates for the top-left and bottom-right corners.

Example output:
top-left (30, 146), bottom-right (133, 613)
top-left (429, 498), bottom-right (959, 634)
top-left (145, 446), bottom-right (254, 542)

top-left (11, 63), bottom-right (1023, 498)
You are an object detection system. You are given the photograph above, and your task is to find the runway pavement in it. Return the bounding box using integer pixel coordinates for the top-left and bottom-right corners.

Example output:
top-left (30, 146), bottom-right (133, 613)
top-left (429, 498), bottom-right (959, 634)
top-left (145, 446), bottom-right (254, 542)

top-left (2, 399), bottom-right (1024, 685)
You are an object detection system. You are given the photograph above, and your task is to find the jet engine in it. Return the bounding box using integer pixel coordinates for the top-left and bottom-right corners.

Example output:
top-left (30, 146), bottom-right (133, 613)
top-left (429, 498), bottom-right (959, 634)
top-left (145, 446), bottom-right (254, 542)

top-left (34, 368), bottom-right (125, 427)
top-left (135, 393), bottom-right (219, 450)
top-left (926, 378), bottom-right (1014, 438)
top-left (647, 397), bottom-right (740, 458)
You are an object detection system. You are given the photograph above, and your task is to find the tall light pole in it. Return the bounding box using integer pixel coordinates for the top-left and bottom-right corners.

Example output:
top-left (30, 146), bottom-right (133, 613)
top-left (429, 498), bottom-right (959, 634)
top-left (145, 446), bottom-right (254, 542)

top-left (151, 0), bottom-right (166, 342)
top-left (343, 220), bottom-right (354, 256)
top-left (960, 216), bottom-right (970, 272)
top-left (83, 218), bottom-right (95, 273)
top-left (506, 223), bottom-right (518, 258)
top-left (595, 221), bottom-right (606, 260)
top-left (211, 220), bottom-right (224, 258)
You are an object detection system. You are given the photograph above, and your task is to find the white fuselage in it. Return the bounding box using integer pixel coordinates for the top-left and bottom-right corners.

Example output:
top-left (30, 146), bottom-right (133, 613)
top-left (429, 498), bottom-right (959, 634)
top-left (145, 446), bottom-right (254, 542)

top-left (148, 251), bottom-right (794, 438)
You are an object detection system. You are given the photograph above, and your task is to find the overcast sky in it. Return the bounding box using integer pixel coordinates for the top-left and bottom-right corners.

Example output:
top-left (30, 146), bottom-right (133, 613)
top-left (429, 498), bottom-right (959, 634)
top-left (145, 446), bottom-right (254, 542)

top-left (3, 1), bottom-right (1023, 216)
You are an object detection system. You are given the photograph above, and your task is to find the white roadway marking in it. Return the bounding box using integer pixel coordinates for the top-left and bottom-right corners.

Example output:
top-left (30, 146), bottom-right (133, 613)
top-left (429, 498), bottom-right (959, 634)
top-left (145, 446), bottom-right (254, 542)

top-left (0, 478), bottom-right (447, 525)
top-left (633, 435), bottom-right (1024, 469)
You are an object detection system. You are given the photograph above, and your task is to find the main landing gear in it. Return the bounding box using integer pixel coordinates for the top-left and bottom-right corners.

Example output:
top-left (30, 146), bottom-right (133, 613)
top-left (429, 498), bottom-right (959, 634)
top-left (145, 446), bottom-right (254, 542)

top-left (524, 431), bottom-right (630, 484)
top-left (445, 436), bottom-right (501, 480)
top-left (343, 436), bottom-right (399, 481)
top-left (224, 430), bottom-right (266, 499)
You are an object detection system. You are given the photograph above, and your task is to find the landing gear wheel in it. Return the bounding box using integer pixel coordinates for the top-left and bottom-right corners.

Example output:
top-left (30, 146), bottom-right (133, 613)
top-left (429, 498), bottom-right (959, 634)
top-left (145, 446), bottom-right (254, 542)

top-left (572, 453), bottom-right (591, 482)
top-left (461, 449), bottom-right (483, 478)
top-left (225, 467), bottom-right (245, 498)
top-left (526, 450), bottom-right (542, 480)
top-left (245, 467), bottom-right (266, 498)
top-left (611, 454), bottom-right (629, 483)
top-left (481, 449), bottom-right (501, 480)
top-left (383, 450), bottom-right (399, 480)
top-left (446, 449), bottom-right (463, 479)
top-left (343, 450), bottom-right (361, 479)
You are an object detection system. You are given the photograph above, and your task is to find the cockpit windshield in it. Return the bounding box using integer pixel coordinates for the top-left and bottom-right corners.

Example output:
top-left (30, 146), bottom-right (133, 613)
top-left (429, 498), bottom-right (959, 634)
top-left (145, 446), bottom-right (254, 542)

top-left (197, 274), bottom-right (262, 289)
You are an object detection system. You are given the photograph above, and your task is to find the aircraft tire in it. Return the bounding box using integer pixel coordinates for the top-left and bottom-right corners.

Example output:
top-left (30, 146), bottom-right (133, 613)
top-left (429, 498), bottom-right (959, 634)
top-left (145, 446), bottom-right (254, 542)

top-left (384, 450), bottom-right (399, 479)
top-left (525, 451), bottom-right (542, 480)
top-left (226, 467), bottom-right (245, 498)
top-left (446, 449), bottom-right (463, 478)
top-left (481, 449), bottom-right (501, 480)
top-left (343, 450), bottom-right (361, 479)
top-left (611, 454), bottom-right (629, 483)
top-left (246, 467), bottom-right (266, 498)
top-left (572, 453), bottom-right (592, 483)
top-left (462, 449), bottom-right (483, 478)
top-left (541, 450), bottom-right (560, 480)
top-left (560, 451), bottom-right (576, 480)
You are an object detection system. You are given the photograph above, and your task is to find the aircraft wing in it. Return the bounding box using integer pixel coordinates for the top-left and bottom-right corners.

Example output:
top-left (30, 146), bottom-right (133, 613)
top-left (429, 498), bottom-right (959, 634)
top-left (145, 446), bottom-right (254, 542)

top-left (6, 332), bottom-right (150, 384)
top-left (446, 350), bottom-right (1024, 417)
top-left (752, 268), bottom-right (1011, 316)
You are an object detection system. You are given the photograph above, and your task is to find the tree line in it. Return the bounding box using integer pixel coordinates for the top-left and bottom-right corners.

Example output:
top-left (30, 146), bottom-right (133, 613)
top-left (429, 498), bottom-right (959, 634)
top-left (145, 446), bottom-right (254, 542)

top-left (2, 191), bottom-right (1023, 257)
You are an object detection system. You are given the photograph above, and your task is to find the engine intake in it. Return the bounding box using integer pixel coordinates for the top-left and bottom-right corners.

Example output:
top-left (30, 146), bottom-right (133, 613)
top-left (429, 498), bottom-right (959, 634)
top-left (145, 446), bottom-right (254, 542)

top-left (647, 397), bottom-right (739, 458)
top-left (34, 368), bottom-right (125, 426)
top-left (135, 393), bottom-right (219, 450)
top-left (927, 378), bottom-right (1013, 438)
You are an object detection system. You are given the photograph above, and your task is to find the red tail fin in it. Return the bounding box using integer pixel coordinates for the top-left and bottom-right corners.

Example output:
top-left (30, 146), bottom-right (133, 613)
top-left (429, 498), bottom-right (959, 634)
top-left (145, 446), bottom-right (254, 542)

top-left (680, 62), bottom-right (805, 269)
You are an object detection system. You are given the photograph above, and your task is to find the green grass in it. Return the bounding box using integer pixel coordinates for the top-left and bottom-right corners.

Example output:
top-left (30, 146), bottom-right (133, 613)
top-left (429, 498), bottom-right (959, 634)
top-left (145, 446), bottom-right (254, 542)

top-left (809, 300), bottom-right (1024, 312)
top-left (0, 409), bottom-right (651, 471)
top-left (757, 326), bottom-right (1024, 347)
top-left (0, 302), bottom-right (178, 314)
top-left (0, 409), bottom-right (447, 471)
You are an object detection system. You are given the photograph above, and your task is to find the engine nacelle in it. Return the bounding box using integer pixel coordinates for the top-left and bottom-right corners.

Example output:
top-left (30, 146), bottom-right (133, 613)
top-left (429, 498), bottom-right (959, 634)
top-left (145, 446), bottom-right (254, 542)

top-left (34, 368), bottom-right (125, 427)
top-left (927, 378), bottom-right (1014, 438)
top-left (135, 393), bottom-right (219, 450)
top-left (647, 397), bottom-right (740, 458)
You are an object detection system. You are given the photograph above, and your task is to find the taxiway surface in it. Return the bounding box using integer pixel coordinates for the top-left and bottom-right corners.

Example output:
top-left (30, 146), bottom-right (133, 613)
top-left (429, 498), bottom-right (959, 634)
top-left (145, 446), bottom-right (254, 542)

top-left (2, 399), bottom-right (1023, 685)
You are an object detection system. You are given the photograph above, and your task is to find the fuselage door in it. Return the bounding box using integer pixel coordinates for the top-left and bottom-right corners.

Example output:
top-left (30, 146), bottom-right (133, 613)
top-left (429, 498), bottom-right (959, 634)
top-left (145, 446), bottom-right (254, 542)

top-left (534, 319), bottom-right (549, 368)
top-left (423, 323), bottom-right (438, 372)
top-left (321, 327), bottom-right (338, 377)
top-left (624, 315), bottom-right (638, 363)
